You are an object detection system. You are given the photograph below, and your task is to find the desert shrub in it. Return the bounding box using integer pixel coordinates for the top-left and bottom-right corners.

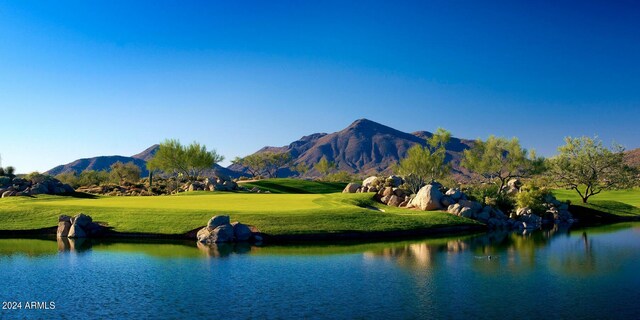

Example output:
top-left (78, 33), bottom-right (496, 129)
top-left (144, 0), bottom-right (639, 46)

top-left (465, 184), bottom-right (515, 213)
top-left (78, 170), bottom-right (109, 187)
top-left (323, 170), bottom-right (354, 183)
top-left (515, 183), bottom-right (550, 214)
top-left (26, 172), bottom-right (54, 184)
top-left (0, 176), bottom-right (11, 188)
top-left (55, 172), bottom-right (80, 188)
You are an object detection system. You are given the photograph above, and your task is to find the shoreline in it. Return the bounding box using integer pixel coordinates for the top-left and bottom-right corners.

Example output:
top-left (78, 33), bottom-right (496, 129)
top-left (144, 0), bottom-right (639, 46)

top-left (0, 224), bottom-right (486, 243)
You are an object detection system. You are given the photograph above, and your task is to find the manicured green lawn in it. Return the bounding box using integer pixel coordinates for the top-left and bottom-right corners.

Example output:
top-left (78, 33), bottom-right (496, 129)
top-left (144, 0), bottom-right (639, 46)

top-left (552, 188), bottom-right (640, 219)
top-left (239, 178), bottom-right (347, 194)
top-left (0, 192), bottom-right (477, 235)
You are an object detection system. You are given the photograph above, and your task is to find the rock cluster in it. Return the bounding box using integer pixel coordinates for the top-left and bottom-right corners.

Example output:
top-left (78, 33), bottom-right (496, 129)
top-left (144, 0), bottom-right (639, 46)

top-left (57, 213), bottom-right (104, 238)
top-left (187, 176), bottom-right (240, 192)
top-left (76, 183), bottom-right (149, 196)
top-left (344, 175), bottom-right (574, 231)
top-left (0, 177), bottom-right (74, 198)
top-left (197, 215), bottom-right (262, 244)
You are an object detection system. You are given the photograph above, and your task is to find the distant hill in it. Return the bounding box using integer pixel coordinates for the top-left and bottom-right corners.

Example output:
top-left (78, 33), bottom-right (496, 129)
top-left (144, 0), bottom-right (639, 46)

top-left (625, 148), bottom-right (640, 169)
top-left (46, 145), bottom-right (237, 178)
top-left (229, 118), bottom-right (475, 177)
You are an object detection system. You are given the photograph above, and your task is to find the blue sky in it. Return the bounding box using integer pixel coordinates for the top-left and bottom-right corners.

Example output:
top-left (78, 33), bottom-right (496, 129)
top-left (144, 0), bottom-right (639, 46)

top-left (1, 0), bottom-right (639, 173)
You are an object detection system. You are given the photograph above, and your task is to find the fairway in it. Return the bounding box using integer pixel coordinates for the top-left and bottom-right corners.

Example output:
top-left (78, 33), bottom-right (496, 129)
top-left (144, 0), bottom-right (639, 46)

top-left (553, 188), bottom-right (640, 218)
top-left (0, 192), bottom-right (477, 236)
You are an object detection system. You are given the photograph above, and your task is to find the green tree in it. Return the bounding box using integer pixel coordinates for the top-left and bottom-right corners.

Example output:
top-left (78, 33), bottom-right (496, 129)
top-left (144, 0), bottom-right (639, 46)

top-left (109, 161), bottom-right (141, 185)
top-left (0, 166), bottom-right (16, 179)
top-left (396, 128), bottom-right (452, 194)
top-left (314, 156), bottom-right (337, 177)
top-left (233, 151), bottom-right (293, 178)
top-left (56, 172), bottom-right (80, 188)
top-left (146, 139), bottom-right (224, 183)
top-left (294, 162), bottom-right (309, 177)
top-left (548, 136), bottom-right (635, 203)
top-left (461, 135), bottom-right (543, 194)
top-left (78, 170), bottom-right (110, 187)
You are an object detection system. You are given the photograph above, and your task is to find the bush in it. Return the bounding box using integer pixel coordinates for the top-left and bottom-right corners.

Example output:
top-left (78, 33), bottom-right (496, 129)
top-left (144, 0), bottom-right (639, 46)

top-left (26, 172), bottom-right (54, 184)
top-left (515, 183), bottom-right (550, 214)
top-left (0, 176), bottom-right (11, 188)
top-left (322, 170), bottom-right (354, 183)
top-left (78, 170), bottom-right (110, 187)
top-left (465, 184), bottom-right (515, 213)
top-left (55, 172), bottom-right (80, 188)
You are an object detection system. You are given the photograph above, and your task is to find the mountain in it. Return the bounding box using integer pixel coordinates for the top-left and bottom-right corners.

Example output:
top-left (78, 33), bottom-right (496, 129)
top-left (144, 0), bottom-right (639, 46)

top-left (230, 118), bottom-right (475, 177)
top-left (46, 145), bottom-right (236, 178)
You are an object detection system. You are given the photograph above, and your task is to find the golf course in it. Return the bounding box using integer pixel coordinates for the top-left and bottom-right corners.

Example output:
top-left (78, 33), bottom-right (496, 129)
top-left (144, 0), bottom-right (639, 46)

top-left (0, 179), bottom-right (480, 237)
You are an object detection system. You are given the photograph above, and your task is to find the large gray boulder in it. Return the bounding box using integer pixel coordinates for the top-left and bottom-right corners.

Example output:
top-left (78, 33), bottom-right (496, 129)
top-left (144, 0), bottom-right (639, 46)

top-left (57, 221), bottom-right (71, 237)
top-left (387, 175), bottom-right (403, 188)
top-left (232, 222), bottom-right (253, 242)
top-left (208, 215), bottom-right (231, 228)
top-left (342, 183), bottom-right (361, 193)
top-left (445, 188), bottom-right (463, 201)
top-left (458, 200), bottom-right (483, 214)
top-left (67, 224), bottom-right (87, 238)
top-left (408, 184), bottom-right (443, 211)
top-left (197, 224), bottom-right (235, 244)
top-left (72, 213), bottom-right (93, 228)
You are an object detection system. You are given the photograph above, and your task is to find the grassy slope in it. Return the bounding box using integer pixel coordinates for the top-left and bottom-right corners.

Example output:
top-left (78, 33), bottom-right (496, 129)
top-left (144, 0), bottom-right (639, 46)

top-left (0, 192), bottom-right (477, 235)
top-left (552, 188), bottom-right (640, 219)
top-left (239, 178), bottom-right (347, 194)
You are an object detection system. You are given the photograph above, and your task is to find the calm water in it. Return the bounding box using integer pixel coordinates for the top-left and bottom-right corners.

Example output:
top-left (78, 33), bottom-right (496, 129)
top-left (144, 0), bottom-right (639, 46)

top-left (1, 223), bottom-right (639, 319)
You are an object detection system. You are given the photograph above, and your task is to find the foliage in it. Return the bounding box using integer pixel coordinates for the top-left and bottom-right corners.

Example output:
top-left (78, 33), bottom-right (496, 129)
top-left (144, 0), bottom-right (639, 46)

top-left (322, 170), bottom-right (354, 183)
top-left (396, 128), bottom-right (452, 194)
top-left (109, 161), bottom-right (141, 185)
top-left (147, 139), bottom-right (224, 183)
top-left (0, 176), bottom-right (10, 188)
top-left (548, 136), bottom-right (636, 203)
top-left (314, 156), bottom-right (337, 176)
top-left (78, 170), bottom-right (109, 187)
top-left (25, 172), bottom-right (54, 184)
top-left (293, 163), bottom-right (309, 177)
top-left (0, 166), bottom-right (16, 179)
top-left (515, 183), bottom-right (550, 214)
top-left (461, 135), bottom-right (544, 194)
top-left (55, 172), bottom-right (80, 188)
top-left (233, 152), bottom-right (293, 178)
top-left (464, 184), bottom-right (515, 213)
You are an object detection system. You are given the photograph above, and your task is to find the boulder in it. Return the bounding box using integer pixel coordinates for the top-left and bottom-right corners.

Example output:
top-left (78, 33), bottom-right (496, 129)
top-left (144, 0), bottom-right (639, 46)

top-left (1, 190), bottom-right (16, 198)
top-left (393, 188), bottom-right (405, 197)
top-left (67, 224), bottom-right (87, 238)
top-left (197, 224), bottom-right (235, 244)
top-left (30, 183), bottom-right (50, 195)
top-left (387, 195), bottom-right (403, 207)
top-left (459, 207), bottom-right (474, 218)
top-left (72, 213), bottom-right (93, 228)
top-left (399, 198), bottom-right (410, 208)
top-left (408, 184), bottom-right (443, 211)
top-left (516, 207), bottom-right (532, 216)
top-left (445, 188), bottom-right (463, 201)
top-left (447, 203), bottom-right (462, 215)
top-left (381, 187), bottom-right (394, 198)
top-left (208, 215), bottom-right (231, 228)
top-left (458, 200), bottom-right (482, 213)
top-left (231, 222), bottom-right (253, 241)
top-left (387, 175), bottom-right (403, 188)
top-left (343, 183), bottom-right (362, 193)
top-left (57, 221), bottom-right (71, 238)
top-left (362, 176), bottom-right (379, 188)
top-left (440, 196), bottom-right (454, 207)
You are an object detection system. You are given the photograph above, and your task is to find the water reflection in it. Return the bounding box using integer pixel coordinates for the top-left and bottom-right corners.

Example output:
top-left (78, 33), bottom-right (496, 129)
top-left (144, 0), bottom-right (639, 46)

top-left (196, 242), bottom-right (253, 257)
top-left (57, 237), bottom-right (91, 252)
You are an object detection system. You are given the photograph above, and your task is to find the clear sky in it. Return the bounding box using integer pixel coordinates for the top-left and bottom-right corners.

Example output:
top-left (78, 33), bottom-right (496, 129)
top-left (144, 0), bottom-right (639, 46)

top-left (1, 0), bottom-right (639, 173)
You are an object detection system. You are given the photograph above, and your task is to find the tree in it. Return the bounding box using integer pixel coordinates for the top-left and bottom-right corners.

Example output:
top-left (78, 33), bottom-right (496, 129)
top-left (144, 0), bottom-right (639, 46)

top-left (78, 170), bottom-right (110, 187)
top-left (314, 156), bottom-right (336, 176)
top-left (109, 161), bottom-right (141, 185)
top-left (294, 163), bottom-right (309, 177)
top-left (233, 151), bottom-right (293, 178)
top-left (0, 166), bottom-right (15, 179)
top-left (396, 128), bottom-right (452, 194)
top-left (548, 136), bottom-right (635, 203)
top-left (461, 135), bottom-right (543, 194)
top-left (146, 139), bottom-right (224, 183)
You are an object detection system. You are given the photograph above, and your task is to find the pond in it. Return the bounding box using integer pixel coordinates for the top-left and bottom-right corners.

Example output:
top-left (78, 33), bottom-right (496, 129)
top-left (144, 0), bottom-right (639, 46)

top-left (1, 223), bottom-right (639, 319)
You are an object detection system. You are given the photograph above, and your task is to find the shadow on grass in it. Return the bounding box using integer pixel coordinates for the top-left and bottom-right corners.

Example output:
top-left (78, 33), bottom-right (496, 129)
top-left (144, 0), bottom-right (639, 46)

top-left (62, 192), bottom-right (100, 199)
top-left (571, 200), bottom-right (640, 224)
